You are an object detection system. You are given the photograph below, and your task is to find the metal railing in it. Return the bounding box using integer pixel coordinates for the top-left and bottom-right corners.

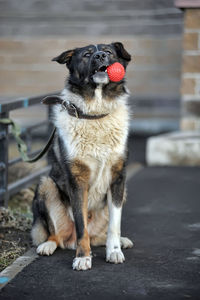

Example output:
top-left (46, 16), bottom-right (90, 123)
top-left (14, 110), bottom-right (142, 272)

top-left (0, 93), bottom-right (54, 207)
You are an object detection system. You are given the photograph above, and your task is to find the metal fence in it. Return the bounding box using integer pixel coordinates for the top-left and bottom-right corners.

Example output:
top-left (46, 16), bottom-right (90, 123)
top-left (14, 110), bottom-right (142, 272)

top-left (0, 93), bottom-right (53, 207)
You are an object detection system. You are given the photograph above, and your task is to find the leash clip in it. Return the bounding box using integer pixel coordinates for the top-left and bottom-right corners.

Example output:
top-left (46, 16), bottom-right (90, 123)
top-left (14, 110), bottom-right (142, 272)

top-left (60, 100), bottom-right (67, 112)
top-left (69, 103), bottom-right (79, 118)
top-left (60, 100), bottom-right (78, 118)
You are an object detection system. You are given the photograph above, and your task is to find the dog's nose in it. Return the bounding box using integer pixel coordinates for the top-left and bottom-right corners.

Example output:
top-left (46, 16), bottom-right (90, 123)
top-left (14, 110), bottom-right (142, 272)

top-left (93, 51), bottom-right (107, 61)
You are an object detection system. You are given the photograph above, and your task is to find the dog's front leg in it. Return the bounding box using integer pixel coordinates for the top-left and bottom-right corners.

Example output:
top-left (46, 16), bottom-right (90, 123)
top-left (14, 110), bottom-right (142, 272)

top-left (70, 160), bottom-right (91, 271)
top-left (106, 160), bottom-right (126, 264)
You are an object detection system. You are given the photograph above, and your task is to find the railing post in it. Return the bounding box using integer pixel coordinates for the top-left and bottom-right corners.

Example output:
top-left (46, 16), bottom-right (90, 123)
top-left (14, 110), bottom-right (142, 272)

top-left (0, 111), bottom-right (9, 207)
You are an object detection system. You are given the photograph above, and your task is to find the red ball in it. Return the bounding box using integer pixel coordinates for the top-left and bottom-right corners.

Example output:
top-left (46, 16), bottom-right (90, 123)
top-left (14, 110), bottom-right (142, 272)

top-left (107, 62), bottom-right (125, 82)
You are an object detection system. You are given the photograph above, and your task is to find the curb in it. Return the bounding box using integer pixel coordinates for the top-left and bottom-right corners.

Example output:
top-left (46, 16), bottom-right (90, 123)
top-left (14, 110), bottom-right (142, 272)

top-left (0, 248), bottom-right (38, 290)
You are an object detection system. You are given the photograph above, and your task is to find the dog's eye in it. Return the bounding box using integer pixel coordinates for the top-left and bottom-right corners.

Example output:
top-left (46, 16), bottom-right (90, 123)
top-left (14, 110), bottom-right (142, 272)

top-left (83, 52), bottom-right (91, 57)
top-left (105, 50), bottom-right (112, 55)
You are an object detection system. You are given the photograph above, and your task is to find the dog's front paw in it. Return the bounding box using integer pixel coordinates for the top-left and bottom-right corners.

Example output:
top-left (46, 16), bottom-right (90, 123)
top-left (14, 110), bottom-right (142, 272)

top-left (72, 256), bottom-right (92, 271)
top-left (36, 241), bottom-right (57, 256)
top-left (106, 249), bottom-right (125, 264)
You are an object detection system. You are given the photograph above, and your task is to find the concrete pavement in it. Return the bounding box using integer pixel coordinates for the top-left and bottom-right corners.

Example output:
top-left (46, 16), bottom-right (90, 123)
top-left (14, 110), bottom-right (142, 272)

top-left (1, 166), bottom-right (200, 299)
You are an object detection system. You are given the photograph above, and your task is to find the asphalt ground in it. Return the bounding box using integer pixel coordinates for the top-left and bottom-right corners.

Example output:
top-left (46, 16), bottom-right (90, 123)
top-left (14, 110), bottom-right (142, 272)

top-left (1, 166), bottom-right (200, 300)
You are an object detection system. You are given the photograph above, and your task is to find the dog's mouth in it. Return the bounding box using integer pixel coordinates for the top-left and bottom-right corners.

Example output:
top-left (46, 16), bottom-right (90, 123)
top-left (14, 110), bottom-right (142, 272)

top-left (91, 64), bottom-right (109, 84)
top-left (92, 65), bottom-right (108, 75)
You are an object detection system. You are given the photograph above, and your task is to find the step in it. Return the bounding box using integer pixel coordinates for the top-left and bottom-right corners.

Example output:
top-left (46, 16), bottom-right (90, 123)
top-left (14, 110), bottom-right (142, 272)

top-left (146, 131), bottom-right (200, 166)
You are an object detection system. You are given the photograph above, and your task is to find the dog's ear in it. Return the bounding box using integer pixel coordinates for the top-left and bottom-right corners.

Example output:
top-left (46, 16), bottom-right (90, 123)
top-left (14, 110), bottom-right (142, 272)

top-left (112, 42), bottom-right (131, 62)
top-left (52, 50), bottom-right (74, 66)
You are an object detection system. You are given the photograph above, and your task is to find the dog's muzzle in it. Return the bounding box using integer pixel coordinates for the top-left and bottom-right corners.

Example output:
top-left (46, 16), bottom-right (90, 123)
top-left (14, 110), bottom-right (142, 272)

top-left (91, 51), bottom-right (109, 84)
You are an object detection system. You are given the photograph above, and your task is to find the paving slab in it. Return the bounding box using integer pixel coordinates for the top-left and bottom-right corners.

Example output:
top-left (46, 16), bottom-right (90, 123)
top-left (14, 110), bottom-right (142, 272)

top-left (1, 167), bottom-right (200, 300)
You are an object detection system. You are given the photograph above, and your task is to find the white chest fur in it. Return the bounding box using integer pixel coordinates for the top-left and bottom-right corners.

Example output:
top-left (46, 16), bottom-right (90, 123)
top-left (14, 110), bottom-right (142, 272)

top-left (53, 88), bottom-right (129, 210)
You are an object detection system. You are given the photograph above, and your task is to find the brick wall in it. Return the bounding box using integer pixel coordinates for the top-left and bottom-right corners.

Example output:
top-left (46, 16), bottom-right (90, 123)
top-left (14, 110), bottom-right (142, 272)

top-left (180, 8), bottom-right (200, 130)
top-left (0, 0), bottom-right (183, 131)
top-left (0, 36), bottom-right (182, 100)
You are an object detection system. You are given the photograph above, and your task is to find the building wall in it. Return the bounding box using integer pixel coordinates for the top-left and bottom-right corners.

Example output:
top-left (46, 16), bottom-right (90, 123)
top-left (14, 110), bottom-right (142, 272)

top-left (181, 9), bottom-right (200, 130)
top-left (0, 36), bottom-right (182, 99)
top-left (0, 0), bottom-right (183, 130)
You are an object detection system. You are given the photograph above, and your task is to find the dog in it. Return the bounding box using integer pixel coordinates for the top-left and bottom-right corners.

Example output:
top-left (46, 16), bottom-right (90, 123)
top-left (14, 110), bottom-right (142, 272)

top-left (31, 42), bottom-right (133, 271)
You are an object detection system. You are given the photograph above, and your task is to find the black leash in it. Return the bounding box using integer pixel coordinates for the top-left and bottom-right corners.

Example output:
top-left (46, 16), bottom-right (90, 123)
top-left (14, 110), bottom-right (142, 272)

top-left (0, 118), bottom-right (56, 163)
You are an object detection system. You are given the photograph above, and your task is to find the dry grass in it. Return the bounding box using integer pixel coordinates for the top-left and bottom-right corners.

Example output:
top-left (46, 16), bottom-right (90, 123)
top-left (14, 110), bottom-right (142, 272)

top-left (0, 140), bottom-right (47, 272)
top-left (0, 205), bottom-right (33, 272)
top-left (0, 241), bottom-right (26, 271)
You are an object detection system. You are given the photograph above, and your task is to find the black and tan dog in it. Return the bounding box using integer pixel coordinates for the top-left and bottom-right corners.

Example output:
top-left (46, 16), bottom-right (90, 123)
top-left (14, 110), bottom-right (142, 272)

top-left (31, 42), bottom-right (133, 270)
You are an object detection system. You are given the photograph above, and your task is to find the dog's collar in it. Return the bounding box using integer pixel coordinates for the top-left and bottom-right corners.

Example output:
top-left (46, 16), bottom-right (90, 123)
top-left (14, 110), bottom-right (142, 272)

top-left (42, 95), bottom-right (109, 120)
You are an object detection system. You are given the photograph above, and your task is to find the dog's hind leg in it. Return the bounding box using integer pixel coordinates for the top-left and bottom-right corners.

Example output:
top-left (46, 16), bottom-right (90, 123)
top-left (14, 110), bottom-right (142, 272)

top-left (32, 177), bottom-right (76, 256)
top-left (31, 218), bottom-right (48, 247)
top-left (120, 237), bottom-right (134, 249)
top-left (88, 208), bottom-right (109, 247)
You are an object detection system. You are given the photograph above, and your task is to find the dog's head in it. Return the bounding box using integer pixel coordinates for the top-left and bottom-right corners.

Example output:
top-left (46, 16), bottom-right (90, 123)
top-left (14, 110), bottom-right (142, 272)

top-left (52, 42), bottom-right (131, 86)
